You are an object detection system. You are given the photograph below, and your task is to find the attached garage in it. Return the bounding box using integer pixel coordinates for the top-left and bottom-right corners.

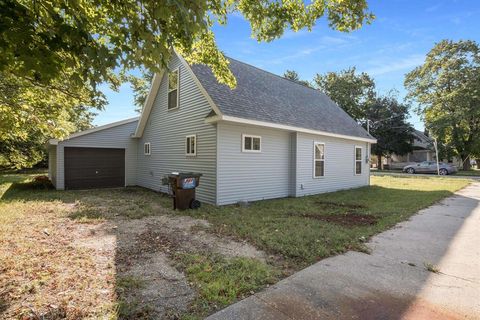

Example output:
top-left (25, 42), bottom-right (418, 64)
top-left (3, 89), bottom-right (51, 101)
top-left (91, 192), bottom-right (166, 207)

top-left (64, 147), bottom-right (125, 189)
top-left (48, 118), bottom-right (139, 190)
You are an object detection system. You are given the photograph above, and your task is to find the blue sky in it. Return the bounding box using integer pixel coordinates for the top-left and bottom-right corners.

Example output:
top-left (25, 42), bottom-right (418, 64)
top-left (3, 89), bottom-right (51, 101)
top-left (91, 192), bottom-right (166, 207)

top-left (95, 0), bottom-right (480, 130)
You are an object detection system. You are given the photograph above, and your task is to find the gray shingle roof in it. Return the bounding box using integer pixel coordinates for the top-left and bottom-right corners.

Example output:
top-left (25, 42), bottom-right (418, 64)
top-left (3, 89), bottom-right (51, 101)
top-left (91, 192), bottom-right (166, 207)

top-left (190, 57), bottom-right (374, 140)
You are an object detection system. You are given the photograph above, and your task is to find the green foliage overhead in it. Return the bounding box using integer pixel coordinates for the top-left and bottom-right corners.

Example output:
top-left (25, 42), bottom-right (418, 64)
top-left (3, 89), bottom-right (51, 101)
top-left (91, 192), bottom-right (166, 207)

top-left (0, 0), bottom-right (373, 168)
top-left (405, 40), bottom-right (480, 170)
top-left (1, 0), bottom-right (374, 93)
top-left (0, 73), bottom-right (95, 169)
top-left (314, 67), bottom-right (376, 120)
top-left (364, 94), bottom-right (414, 167)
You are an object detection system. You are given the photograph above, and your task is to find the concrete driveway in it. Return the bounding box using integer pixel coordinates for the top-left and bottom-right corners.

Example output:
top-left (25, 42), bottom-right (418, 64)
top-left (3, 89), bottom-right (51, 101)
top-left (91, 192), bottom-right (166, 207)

top-left (207, 183), bottom-right (480, 320)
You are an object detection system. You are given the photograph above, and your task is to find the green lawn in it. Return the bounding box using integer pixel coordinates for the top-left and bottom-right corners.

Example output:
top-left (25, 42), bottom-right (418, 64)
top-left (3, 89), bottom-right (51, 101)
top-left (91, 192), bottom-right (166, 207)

top-left (0, 173), bottom-right (471, 319)
top-left (180, 175), bottom-right (471, 269)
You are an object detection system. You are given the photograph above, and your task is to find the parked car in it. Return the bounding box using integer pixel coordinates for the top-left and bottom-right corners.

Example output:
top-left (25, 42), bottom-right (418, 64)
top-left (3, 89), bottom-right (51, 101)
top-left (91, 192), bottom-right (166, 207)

top-left (403, 161), bottom-right (458, 175)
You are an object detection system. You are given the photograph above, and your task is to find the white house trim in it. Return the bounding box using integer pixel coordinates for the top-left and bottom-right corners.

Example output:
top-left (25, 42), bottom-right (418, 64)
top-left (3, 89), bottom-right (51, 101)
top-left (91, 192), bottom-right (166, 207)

top-left (206, 115), bottom-right (377, 143)
top-left (354, 145), bottom-right (363, 176)
top-left (49, 117), bottom-right (139, 145)
top-left (185, 134), bottom-right (197, 156)
top-left (241, 134), bottom-right (262, 153)
top-left (133, 70), bottom-right (164, 138)
top-left (167, 67), bottom-right (180, 110)
top-left (313, 141), bottom-right (326, 179)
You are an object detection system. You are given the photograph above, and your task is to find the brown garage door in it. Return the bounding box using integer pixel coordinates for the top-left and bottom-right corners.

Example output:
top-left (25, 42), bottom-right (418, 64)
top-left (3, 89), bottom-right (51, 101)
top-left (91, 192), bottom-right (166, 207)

top-left (64, 147), bottom-right (125, 190)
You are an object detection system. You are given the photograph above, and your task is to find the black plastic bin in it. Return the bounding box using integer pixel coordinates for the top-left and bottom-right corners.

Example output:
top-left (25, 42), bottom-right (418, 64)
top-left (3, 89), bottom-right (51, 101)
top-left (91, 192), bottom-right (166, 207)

top-left (167, 172), bottom-right (202, 210)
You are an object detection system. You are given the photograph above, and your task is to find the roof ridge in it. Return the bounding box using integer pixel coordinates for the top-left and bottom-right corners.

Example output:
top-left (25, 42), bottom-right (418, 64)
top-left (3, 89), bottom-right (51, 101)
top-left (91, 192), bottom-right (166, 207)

top-left (225, 55), bottom-right (320, 92)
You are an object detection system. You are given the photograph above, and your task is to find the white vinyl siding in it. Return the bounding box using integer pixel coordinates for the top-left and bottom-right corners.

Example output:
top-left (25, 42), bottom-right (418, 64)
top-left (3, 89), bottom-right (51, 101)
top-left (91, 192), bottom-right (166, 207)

top-left (136, 53), bottom-right (217, 204)
top-left (294, 132), bottom-right (369, 196)
top-left (54, 120), bottom-right (139, 189)
top-left (217, 122), bottom-right (291, 205)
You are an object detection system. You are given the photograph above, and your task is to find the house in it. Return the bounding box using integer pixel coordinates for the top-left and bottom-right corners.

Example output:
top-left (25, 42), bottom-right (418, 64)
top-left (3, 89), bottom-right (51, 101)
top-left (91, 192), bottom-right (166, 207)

top-left (48, 52), bottom-right (376, 205)
top-left (383, 130), bottom-right (435, 169)
top-left (383, 130), bottom-right (462, 169)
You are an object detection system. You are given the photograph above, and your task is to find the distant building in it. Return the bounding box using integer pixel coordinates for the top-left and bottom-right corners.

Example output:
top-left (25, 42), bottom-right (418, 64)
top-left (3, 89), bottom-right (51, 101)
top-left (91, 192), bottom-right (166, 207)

top-left (390, 130), bottom-right (435, 163)
top-left (383, 130), bottom-right (461, 169)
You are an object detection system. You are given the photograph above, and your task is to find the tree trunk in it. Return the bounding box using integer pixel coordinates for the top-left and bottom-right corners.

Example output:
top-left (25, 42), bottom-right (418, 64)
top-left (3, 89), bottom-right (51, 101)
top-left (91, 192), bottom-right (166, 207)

top-left (377, 153), bottom-right (383, 170)
top-left (462, 155), bottom-right (471, 171)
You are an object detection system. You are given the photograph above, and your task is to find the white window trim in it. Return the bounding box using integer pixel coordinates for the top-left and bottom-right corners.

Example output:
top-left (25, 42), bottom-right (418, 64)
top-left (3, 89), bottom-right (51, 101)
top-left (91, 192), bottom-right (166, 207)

top-left (313, 142), bottom-right (325, 178)
top-left (144, 142), bottom-right (151, 155)
top-left (241, 134), bottom-right (262, 153)
top-left (355, 146), bottom-right (362, 175)
top-left (167, 67), bottom-right (180, 110)
top-left (185, 134), bottom-right (197, 156)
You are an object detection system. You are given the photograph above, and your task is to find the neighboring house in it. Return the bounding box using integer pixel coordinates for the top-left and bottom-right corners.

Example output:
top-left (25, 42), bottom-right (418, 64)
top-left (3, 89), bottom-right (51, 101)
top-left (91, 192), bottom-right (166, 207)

top-left (383, 130), bottom-right (462, 169)
top-left (48, 52), bottom-right (376, 205)
top-left (385, 130), bottom-right (435, 169)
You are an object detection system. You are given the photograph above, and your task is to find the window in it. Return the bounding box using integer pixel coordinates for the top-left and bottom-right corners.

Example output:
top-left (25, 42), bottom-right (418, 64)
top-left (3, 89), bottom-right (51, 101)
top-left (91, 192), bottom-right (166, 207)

top-left (186, 135), bottom-right (196, 156)
top-left (168, 68), bottom-right (179, 110)
top-left (242, 134), bottom-right (261, 152)
top-left (314, 143), bottom-right (325, 177)
top-left (144, 143), bottom-right (151, 155)
top-left (355, 146), bottom-right (362, 175)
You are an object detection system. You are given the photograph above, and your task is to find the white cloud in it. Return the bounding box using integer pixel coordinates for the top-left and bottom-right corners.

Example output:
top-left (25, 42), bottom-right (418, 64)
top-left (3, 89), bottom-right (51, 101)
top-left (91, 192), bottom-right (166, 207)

top-left (264, 35), bottom-right (357, 65)
top-left (366, 54), bottom-right (425, 76)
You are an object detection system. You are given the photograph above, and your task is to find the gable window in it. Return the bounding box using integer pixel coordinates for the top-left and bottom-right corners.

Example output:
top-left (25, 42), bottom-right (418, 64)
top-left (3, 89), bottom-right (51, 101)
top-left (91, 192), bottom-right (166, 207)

top-left (168, 68), bottom-right (179, 110)
top-left (314, 142), bottom-right (325, 177)
top-left (144, 142), bottom-right (151, 155)
top-left (242, 134), bottom-right (261, 152)
top-left (186, 135), bottom-right (196, 156)
top-left (355, 146), bottom-right (362, 175)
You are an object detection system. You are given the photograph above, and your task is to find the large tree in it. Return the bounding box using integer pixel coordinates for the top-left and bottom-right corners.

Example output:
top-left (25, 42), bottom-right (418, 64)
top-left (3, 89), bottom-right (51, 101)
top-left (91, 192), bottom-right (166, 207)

top-left (314, 67), bottom-right (376, 120)
top-left (1, 0), bottom-right (374, 168)
top-left (1, 0), bottom-right (374, 93)
top-left (405, 40), bottom-right (480, 170)
top-left (365, 95), bottom-right (414, 169)
top-left (0, 73), bottom-right (96, 169)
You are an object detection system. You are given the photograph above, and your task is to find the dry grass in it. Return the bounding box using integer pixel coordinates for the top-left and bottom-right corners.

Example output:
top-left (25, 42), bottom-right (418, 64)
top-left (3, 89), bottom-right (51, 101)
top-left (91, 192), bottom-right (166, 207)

top-left (0, 180), bottom-right (116, 318)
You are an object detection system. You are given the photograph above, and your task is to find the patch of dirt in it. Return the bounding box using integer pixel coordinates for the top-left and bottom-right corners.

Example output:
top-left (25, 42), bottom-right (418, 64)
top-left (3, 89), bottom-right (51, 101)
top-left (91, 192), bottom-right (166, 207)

top-left (74, 214), bottom-right (268, 319)
top-left (315, 200), bottom-right (367, 209)
top-left (292, 212), bottom-right (378, 227)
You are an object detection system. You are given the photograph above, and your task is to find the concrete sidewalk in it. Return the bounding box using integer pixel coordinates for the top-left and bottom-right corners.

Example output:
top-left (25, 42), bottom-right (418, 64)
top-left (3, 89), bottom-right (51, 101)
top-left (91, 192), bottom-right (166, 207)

top-left (207, 183), bottom-right (480, 320)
